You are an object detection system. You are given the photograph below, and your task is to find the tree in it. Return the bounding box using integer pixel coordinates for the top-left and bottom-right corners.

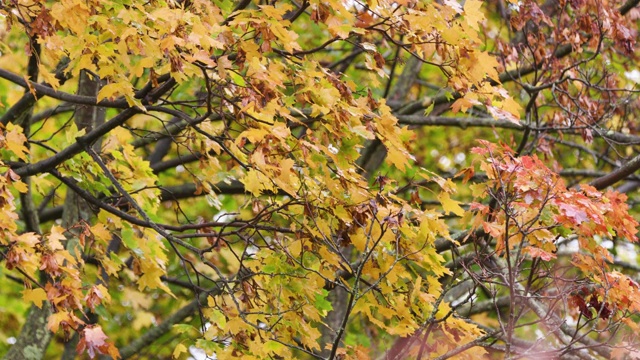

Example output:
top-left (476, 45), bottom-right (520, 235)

top-left (1, 0), bottom-right (640, 359)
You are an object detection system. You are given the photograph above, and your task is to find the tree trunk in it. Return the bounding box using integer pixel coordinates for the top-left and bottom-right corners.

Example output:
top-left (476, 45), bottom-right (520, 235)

top-left (60, 70), bottom-right (105, 360)
top-left (3, 305), bottom-right (53, 360)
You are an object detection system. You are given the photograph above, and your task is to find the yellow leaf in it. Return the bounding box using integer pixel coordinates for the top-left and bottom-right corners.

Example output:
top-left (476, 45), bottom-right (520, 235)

top-left (501, 96), bottom-right (524, 119)
top-left (386, 147), bottom-right (410, 170)
top-left (16, 232), bottom-right (40, 247)
top-left (225, 316), bottom-right (246, 335)
top-left (4, 123), bottom-right (30, 161)
top-left (298, 320), bottom-right (322, 350)
top-left (12, 180), bottom-right (27, 193)
top-left (351, 230), bottom-right (367, 251)
top-left (289, 240), bottom-right (302, 257)
top-left (378, 306), bottom-right (396, 319)
top-left (208, 308), bottom-right (227, 333)
top-left (319, 247), bottom-right (341, 270)
top-left (468, 51), bottom-right (500, 84)
top-left (100, 254), bottom-right (123, 277)
top-left (469, 183), bottom-right (486, 197)
top-left (410, 276), bottom-right (422, 302)
top-left (241, 169), bottom-right (274, 197)
top-left (23, 75), bottom-right (36, 96)
top-left (238, 127), bottom-right (268, 143)
top-left (138, 261), bottom-right (175, 297)
top-left (274, 158), bottom-right (297, 196)
top-left (264, 340), bottom-right (287, 357)
top-left (451, 97), bottom-right (474, 114)
top-left (438, 192), bottom-right (465, 216)
top-left (91, 223), bottom-right (112, 242)
top-left (97, 82), bottom-right (133, 103)
top-left (132, 311), bottom-right (155, 330)
top-left (352, 125), bottom-right (375, 140)
top-left (464, 0), bottom-right (485, 30)
top-left (23, 288), bottom-right (48, 309)
top-left (47, 225), bottom-right (66, 251)
top-left (38, 64), bottom-right (60, 90)
top-left (334, 206), bottom-right (351, 222)
top-left (271, 123), bottom-right (291, 138)
top-left (327, 15), bottom-right (352, 39)
top-left (173, 343), bottom-right (187, 359)
top-left (47, 311), bottom-right (82, 332)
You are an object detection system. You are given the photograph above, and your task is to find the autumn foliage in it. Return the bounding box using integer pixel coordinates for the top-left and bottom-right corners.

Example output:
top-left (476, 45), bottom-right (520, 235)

top-left (1, 0), bottom-right (640, 359)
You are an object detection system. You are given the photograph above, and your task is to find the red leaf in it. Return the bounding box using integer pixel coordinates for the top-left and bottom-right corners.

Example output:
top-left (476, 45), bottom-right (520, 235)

top-left (558, 203), bottom-right (588, 224)
top-left (524, 246), bottom-right (556, 261)
top-left (569, 294), bottom-right (591, 319)
top-left (77, 326), bottom-right (119, 359)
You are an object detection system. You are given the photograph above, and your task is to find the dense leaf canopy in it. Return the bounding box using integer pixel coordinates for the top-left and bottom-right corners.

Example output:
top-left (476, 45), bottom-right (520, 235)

top-left (1, 0), bottom-right (640, 359)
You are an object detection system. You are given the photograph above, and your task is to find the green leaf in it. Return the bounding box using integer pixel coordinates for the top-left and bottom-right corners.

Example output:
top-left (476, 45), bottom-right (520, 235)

top-left (423, 102), bottom-right (435, 116)
top-left (314, 289), bottom-right (333, 312)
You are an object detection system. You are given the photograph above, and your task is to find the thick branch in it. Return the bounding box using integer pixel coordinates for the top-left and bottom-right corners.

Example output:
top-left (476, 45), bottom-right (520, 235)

top-left (0, 57), bottom-right (69, 126)
top-left (13, 77), bottom-right (176, 178)
top-left (0, 68), bottom-right (129, 109)
top-left (14, 108), bottom-right (139, 177)
top-left (357, 56), bottom-right (423, 179)
top-left (397, 115), bottom-right (523, 130)
top-left (61, 69), bottom-right (107, 360)
top-left (589, 153), bottom-right (640, 190)
top-left (396, 114), bottom-right (640, 146)
top-left (619, 0), bottom-right (640, 15)
top-left (38, 181), bottom-right (246, 223)
top-left (0, 68), bottom-right (170, 110)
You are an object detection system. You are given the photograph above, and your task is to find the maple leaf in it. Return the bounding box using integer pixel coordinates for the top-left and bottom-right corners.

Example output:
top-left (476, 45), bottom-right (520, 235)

top-left (241, 169), bottom-right (275, 196)
top-left (524, 246), bottom-right (557, 261)
top-left (84, 285), bottom-right (110, 310)
top-left (451, 97), bottom-right (475, 114)
top-left (438, 192), bottom-right (465, 216)
top-left (47, 225), bottom-right (66, 251)
top-left (4, 123), bottom-right (30, 161)
top-left (487, 104), bottom-right (521, 124)
top-left (77, 326), bottom-right (120, 359)
top-left (23, 288), bottom-right (48, 309)
top-left (558, 203), bottom-right (589, 224)
top-left (137, 261), bottom-right (174, 297)
top-left (173, 343), bottom-right (187, 359)
top-left (47, 310), bottom-right (84, 334)
top-left (38, 64), bottom-right (60, 90)
top-left (464, 0), bottom-right (485, 30)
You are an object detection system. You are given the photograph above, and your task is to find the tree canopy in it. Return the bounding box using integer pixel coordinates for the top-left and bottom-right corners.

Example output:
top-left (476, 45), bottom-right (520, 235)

top-left (1, 0), bottom-right (640, 359)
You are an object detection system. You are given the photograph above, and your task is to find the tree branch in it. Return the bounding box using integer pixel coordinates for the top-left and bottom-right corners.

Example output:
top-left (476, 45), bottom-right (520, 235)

top-left (0, 68), bottom-right (128, 109)
top-left (590, 153), bottom-right (640, 190)
top-left (118, 292), bottom-right (209, 359)
top-left (396, 114), bottom-right (640, 146)
top-left (37, 181), bottom-right (246, 223)
top-left (12, 77), bottom-right (176, 178)
top-left (0, 57), bottom-right (70, 126)
top-left (0, 68), bottom-right (171, 110)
